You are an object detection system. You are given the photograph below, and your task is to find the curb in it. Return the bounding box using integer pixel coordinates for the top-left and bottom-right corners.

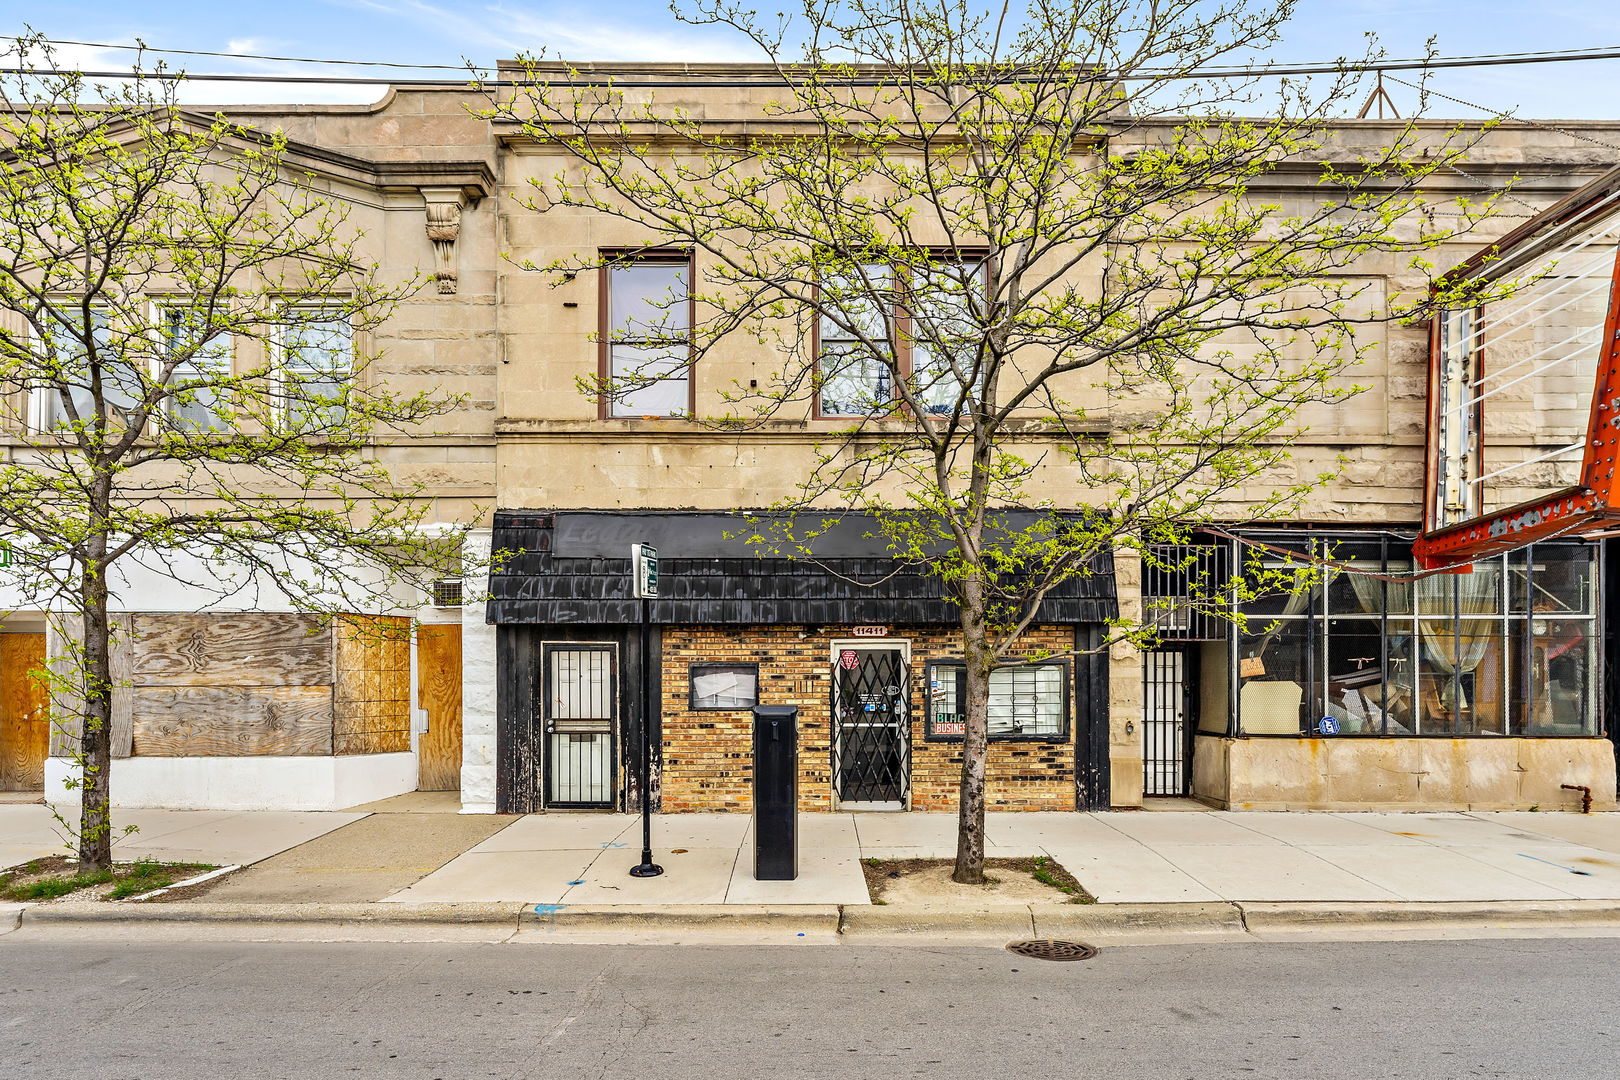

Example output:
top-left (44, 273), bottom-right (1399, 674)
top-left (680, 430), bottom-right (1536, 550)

top-left (1236, 900), bottom-right (1620, 934)
top-left (18, 902), bottom-right (528, 926)
top-left (9, 899), bottom-right (1620, 941)
top-left (838, 906), bottom-right (1036, 938)
top-left (522, 904), bottom-right (843, 934)
top-left (1027, 902), bottom-right (1249, 941)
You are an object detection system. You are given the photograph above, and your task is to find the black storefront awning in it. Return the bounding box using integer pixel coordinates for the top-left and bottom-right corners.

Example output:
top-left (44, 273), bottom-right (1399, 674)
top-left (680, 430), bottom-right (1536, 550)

top-left (487, 510), bottom-right (1118, 625)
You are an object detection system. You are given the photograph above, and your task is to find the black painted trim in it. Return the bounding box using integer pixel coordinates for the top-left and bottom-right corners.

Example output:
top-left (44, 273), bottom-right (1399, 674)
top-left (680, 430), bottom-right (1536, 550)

top-left (1074, 624), bottom-right (1112, 810)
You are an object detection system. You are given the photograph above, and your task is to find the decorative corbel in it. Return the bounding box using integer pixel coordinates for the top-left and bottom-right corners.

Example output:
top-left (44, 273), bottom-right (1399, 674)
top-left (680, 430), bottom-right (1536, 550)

top-left (421, 187), bottom-right (473, 294)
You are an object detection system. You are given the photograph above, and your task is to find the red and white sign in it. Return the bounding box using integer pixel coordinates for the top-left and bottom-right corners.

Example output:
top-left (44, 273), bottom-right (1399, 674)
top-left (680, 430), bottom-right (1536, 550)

top-left (851, 625), bottom-right (890, 638)
top-left (838, 649), bottom-right (860, 670)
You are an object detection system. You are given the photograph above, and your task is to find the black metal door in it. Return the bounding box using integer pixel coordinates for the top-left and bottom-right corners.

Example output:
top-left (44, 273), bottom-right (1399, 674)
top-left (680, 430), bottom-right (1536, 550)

top-left (1143, 648), bottom-right (1195, 797)
top-left (543, 644), bottom-right (616, 809)
top-left (832, 647), bottom-right (909, 805)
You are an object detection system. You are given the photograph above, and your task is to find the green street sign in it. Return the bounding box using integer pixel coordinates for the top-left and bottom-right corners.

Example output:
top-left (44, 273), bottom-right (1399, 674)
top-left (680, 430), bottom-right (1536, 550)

top-left (632, 543), bottom-right (659, 599)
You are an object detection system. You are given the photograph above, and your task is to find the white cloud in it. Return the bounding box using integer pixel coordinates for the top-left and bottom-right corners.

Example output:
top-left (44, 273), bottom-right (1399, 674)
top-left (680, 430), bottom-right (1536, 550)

top-left (487, 3), bottom-right (765, 61)
top-left (341, 0), bottom-right (764, 62)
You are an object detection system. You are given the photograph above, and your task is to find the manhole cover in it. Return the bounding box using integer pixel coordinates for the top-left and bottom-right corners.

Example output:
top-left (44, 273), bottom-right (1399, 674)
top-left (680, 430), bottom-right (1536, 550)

top-left (1006, 939), bottom-right (1098, 962)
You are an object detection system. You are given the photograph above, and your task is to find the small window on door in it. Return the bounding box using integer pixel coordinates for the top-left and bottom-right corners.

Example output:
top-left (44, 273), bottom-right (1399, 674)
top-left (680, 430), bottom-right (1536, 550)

top-left (689, 663), bottom-right (758, 709)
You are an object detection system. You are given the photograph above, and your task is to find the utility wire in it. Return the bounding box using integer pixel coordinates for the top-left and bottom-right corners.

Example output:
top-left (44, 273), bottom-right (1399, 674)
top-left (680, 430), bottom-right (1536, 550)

top-left (1387, 73), bottom-right (1620, 154)
top-left (9, 33), bottom-right (1620, 81)
top-left (5, 42), bottom-right (1620, 87)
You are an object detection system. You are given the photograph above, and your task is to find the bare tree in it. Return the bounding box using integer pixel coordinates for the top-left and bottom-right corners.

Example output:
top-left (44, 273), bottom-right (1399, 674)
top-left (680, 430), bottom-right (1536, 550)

top-left (489, 0), bottom-right (1494, 881)
top-left (0, 41), bottom-right (464, 869)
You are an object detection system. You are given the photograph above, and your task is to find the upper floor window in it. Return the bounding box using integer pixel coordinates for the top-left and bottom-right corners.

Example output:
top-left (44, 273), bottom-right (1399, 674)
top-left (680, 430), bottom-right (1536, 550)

top-left (604, 252), bottom-right (691, 418)
top-left (278, 307), bottom-right (352, 429)
top-left (814, 255), bottom-right (984, 418)
top-left (33, 306), bottom-right (141, 432)
top-left (817, 264), bottom-right (895, 417)
top-left (161, 305), bottom-right (233, 432)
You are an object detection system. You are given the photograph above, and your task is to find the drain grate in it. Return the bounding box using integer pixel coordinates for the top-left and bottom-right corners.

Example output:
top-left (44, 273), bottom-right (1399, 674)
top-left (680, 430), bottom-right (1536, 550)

top-left (1006, 939), bottom-right (1098, 962)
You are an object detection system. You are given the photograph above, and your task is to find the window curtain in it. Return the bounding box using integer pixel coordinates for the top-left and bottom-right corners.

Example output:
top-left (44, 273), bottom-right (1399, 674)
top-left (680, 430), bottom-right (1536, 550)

top-left (1416, 569), bottom-right (1499, 711)
top-left (1245, 566), bottom-right (1315, 664)
top-left (1345, 564), bottom-right (1411, 614)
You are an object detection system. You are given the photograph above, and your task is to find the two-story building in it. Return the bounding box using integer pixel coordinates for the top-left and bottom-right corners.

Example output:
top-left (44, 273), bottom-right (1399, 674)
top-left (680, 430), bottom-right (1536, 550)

top-left (5, 64), bottom-right (1617, 814)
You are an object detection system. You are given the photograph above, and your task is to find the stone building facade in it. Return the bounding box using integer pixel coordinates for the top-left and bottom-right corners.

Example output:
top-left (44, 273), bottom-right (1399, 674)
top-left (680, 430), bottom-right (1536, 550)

top-left (3, 65), bottom-right (1618, 813)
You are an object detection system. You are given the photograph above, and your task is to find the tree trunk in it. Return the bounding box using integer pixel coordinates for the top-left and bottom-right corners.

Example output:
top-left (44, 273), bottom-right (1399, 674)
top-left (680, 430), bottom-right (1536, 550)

top-left (76, 552), bottom-right (114, 872)
top-left (952, 599), bottom-right (992, 885)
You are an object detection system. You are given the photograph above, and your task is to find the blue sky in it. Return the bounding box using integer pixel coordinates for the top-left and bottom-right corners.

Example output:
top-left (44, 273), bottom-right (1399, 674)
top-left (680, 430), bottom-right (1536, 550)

top-left (1, 1), bottom-right (1618, 118)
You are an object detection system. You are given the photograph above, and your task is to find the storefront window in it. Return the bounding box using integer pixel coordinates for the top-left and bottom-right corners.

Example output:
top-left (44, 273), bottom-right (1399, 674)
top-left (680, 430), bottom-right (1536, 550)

top-left (927, 661), bottom-right (1068, 739)
top-left (1231, 534), bottom-right (1597, 737)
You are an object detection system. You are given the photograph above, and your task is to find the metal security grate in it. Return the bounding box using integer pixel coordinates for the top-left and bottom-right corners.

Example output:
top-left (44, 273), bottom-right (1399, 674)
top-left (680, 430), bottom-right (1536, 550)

top-left (432, 579), bottom-right (464, 607)
top-left (545, 645), bottom-right (615, 808)
top-left (1006, 939), bottom-right (1099, 961)
top-left (831, 648), bottom-right (909, 805)
top-left (1143, 648), bottom-right (1191, 797)
top-left (1144, 543), bottom-right (1230, 640)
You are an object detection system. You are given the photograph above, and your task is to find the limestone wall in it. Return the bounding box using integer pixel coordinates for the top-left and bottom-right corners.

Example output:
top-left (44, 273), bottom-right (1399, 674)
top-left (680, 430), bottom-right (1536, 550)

top-left (1193, 734), bottom-right (1619, 812)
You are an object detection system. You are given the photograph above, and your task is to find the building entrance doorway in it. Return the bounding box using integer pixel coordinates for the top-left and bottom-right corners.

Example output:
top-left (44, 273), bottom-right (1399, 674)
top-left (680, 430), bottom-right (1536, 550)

top-left (0, 634), bottom-right (48, 791)
top-left (832, 642), bottom-right (910, 809)
top-left (543, 644), bottom-right (616, 809)
top-left (1143, 648), bottom-right (1195, 797)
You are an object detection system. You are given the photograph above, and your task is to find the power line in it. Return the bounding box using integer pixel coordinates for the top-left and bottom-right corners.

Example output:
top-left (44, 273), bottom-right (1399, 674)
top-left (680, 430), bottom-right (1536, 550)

top-left (8, 36), bottom-right (485, 72)
top-left (1387, 73), bottom-right (1620, 153)
top-left (10, 34), bottom-right (1620, 81)
top-left (4, 41), bottom-right (1620, 88)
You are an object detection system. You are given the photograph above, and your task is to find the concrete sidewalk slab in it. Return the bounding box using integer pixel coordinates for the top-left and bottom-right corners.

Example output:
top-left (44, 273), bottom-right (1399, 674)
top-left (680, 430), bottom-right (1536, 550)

top-left (1, 805), bottom-right (364, 869)
top-left (1038, 843), bottom-right (1224, 903)
top-left (343, 791), bottom-right (464, 813)
top-left (1437, 843), bottom-right (1620, 900)
top-left (641, 814), bottom-right (752, 847)
top-left (1151, 843), bottom-right (1400, 902)
top-left (990, 812), bottom-right (1146, 852)
top-left (1098, 812), bottom-right (1289, 846)
top-left (204, 811), bottom-right (513, 904)
top-left (1471, 811), bottom-right (1620, 854)
top-left (472, 814), bottom-right (631, 852)
top-left (381, 849), bottom-right (601, 904)
top-left (563, 847), bottom-right (737, 905)
top-left (1301, 845), bottom-right (1575, 902)
top-left (1338, 811), bottom-right (1523, 845)
top-left (1222, 812), bottom-right (1429, 847)
top-left (725, 849), bottom-right (868, 905)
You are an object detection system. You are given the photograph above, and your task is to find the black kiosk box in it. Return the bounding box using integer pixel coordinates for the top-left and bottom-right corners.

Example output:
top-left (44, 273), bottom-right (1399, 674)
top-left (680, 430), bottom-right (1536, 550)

top-left (751, 705), bottom-right (798, 880)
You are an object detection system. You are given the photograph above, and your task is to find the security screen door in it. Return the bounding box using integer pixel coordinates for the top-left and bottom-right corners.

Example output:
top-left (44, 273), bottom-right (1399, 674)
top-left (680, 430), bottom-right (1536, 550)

top-left (544, 645), bottom-right (616, 808)
top-left (831, 645), bottom-right (910, 808)
top-left (1142, 648), bottom-right (1193, 796)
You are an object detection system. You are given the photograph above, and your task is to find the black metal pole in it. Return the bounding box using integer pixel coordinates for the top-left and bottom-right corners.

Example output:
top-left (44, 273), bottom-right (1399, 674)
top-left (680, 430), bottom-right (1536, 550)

top-left (630, 593), bottom-right (663, 877)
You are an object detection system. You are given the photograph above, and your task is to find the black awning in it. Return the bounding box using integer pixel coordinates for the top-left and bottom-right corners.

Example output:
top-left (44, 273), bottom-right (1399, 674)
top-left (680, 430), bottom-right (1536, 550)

top-left (488, 510), bottom-right (1118, 626)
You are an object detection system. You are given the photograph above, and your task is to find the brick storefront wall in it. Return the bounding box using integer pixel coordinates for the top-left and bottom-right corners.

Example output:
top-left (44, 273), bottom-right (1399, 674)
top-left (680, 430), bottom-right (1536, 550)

top-left (658, 624), bottom-right (1081, 812)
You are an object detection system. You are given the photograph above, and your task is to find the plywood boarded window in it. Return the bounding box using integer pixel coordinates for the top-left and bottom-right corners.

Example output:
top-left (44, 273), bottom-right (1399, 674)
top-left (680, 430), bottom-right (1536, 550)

top-left (333, 615), bottom-right (411, 755)
top-left (129, 613), bottom-right (335, 757)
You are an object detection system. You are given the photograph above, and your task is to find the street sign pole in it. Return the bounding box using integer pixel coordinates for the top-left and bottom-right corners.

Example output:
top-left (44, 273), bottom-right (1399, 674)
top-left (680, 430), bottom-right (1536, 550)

top-left (629, 543), bottom-right (664, 879)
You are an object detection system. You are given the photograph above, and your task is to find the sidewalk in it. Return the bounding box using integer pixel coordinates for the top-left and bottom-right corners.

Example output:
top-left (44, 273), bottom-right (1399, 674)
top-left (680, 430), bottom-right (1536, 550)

top-left (370, 805), bottom-right (1620, 906)
top-left (6, 799), bottom-right (1620, 943)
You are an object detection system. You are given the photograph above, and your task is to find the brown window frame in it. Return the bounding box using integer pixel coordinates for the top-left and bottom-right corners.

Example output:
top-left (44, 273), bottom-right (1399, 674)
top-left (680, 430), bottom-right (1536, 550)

top-left (598, 247), bottom-right (697, 420)
top-left (810, 250), bottom-right (987, 420)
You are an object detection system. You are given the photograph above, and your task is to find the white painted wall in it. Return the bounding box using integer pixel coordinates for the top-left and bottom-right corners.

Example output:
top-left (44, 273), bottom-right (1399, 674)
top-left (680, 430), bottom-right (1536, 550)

top-left (0, 540), bottom-right (433, 615)
top-left (460, 527), bottom-right (498, 813)
top-left (46, 753), bottom-right (417, 811)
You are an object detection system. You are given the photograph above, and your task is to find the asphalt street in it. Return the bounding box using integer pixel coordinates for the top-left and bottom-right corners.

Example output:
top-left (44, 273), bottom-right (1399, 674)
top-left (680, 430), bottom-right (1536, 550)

top-left (1, 937), bottom-right (1612, 1079)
